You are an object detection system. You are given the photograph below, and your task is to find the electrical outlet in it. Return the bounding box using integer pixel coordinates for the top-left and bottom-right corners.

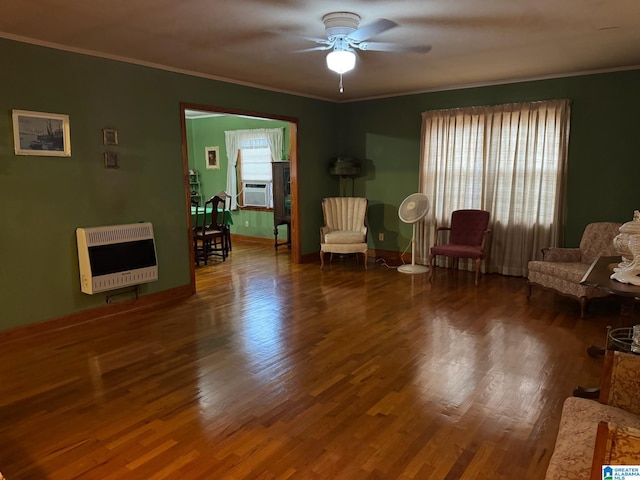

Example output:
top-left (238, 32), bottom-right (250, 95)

top-left (378, 232), bottom-right (384, 241)
top-left (244, 220), bottom-right (249, 227)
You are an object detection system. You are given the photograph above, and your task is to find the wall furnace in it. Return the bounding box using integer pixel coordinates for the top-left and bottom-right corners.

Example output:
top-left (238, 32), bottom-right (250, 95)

top-left (76, 222), bottom-right (158, 294)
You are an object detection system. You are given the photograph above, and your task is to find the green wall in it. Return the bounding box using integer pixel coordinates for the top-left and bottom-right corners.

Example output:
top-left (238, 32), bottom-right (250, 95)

top-left (337, 70), bottom-right (640, 250)
top-left (186, 115), bottom-right (291, 239)
top-left (0, 38), bottom-right (338, 331)
top-left (2, 35), bottom-right (639, 333)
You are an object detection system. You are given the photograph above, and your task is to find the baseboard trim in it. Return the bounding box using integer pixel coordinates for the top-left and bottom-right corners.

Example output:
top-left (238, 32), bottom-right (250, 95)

top-left (301, 251), bottom-right (319, 263)
top-left (301, 248), bottom-right (411, 266)
top-left (0, 285), bottom-right (193, 345)
top-left (370, 248), bottom-right (413, 266)
top-left (301, 248), bottom-right (410, 266)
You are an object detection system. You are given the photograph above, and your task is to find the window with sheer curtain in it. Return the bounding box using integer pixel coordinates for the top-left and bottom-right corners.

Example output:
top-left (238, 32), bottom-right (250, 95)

top-left (239, 142), bottom-right (273, 208)
top-left (240, 145), bottom-right (272, 183)
top-left (416, 100), bottom-right (571, 277)
top-left (224, 128), bottom-right (283, 210)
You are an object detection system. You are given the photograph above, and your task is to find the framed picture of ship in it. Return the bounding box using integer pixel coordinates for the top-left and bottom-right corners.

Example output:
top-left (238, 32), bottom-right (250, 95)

top-left (12, 109), bottom-right (71, 156)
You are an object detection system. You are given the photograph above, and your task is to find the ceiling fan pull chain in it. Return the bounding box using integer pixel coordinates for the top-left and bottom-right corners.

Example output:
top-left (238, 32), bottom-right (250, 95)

top-left (339, 74), bottom-right (344, 93)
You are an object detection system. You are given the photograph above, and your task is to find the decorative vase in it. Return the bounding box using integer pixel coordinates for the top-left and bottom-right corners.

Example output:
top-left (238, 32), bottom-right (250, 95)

top-left (611, 210), bottom-right (640, 285)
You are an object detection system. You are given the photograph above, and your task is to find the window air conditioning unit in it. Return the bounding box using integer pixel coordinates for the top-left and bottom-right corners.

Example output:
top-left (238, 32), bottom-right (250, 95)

top-left (243, 182), bottom-right (269, 207)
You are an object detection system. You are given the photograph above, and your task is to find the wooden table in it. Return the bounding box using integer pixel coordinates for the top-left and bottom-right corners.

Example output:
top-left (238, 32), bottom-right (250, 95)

top-left (191, 206), bottom-right (233, 227)
top-left (575, 255), bottom-right (640, 398)
top-left (581, 255), bottom-right (640, 298)
top-left (581, 255), bottom-right (640, 350)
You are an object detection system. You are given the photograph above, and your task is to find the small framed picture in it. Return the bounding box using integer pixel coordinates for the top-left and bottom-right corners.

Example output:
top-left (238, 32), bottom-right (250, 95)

top-left (103, 128), bottom-right (118, 145)
top-left (104, 151), bottom-right (119, 169)
top-left (12, 109), bottom-right (71, 156)
top-left (205, 146), bottom-right (220, 170)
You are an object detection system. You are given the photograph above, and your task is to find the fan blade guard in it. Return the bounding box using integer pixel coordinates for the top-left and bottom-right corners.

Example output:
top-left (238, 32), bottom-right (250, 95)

top-left (397, 193), bottom-right (431, 275)
top-left (398, 193), bottom-right (430, 224)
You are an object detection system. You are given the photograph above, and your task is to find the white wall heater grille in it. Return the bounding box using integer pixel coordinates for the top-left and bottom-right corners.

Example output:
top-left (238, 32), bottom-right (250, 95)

top-left (76, 222), bottom-right (158, 295)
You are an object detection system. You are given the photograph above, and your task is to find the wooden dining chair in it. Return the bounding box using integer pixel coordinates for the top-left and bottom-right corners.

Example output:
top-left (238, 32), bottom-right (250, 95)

top-left (191, 200), bottom-right (201, 264)
top-left (194, 195), bottom-right (227, 265)
top-left (216, 191), bottom-right (232, 253)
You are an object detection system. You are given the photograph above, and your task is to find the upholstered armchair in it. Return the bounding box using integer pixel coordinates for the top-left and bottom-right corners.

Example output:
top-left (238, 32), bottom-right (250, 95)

top-left (320, 197), bottom-right (368, 269)
top-left (527, 222), bottom-right (622, 317)
top-left (429, 209), bottom-right (491, 285)
top-left (546, 350), bottom-right (640, 479)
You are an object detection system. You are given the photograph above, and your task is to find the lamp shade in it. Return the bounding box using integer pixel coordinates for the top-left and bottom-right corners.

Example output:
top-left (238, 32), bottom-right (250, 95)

top-left (326, 50), bottom-right (356, 74)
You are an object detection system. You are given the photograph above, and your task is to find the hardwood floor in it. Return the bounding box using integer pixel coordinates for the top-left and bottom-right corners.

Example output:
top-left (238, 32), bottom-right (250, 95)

top-left (0, 240), bottom-right (629, 479)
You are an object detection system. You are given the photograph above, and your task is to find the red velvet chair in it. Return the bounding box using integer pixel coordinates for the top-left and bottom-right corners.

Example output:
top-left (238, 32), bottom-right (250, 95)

top-left (429, 209), bottom-right (491, 285)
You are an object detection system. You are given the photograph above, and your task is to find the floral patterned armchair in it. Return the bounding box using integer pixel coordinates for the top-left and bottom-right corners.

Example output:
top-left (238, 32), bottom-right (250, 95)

top-left (527, 222), bottom-right (621, 317)
top-left (546, 350), bottom-right (640, 479)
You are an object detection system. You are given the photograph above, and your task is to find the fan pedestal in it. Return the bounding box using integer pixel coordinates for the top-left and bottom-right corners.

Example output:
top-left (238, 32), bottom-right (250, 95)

top-left (397, 193), bottom-right (431, 275)
top-left (398, 264), bottom-right (429, 274)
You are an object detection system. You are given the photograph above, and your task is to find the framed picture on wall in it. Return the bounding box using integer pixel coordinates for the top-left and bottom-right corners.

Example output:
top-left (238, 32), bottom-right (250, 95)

top-left (12, 109), bottom-right (71, 156)
top-left (104, 151), bottom-right (119, 169)
top-left (205, 146), bottom-right (220, 170)
top-left (102, 128), bottom-right (118, 145)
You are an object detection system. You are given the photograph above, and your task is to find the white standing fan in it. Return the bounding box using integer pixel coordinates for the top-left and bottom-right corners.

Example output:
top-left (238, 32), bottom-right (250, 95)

top-left (398, 193), bottom-right (430, 274)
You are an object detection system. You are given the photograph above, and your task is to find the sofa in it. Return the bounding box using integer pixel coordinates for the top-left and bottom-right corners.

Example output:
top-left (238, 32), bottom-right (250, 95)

top-left (527, 222), bottom-right (622, 317)
top-left (546, 350), bottom-right (640, 479)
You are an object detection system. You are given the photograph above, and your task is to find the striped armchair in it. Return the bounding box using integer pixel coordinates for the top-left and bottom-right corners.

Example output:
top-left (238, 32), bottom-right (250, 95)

top-left (320, 197), bottom-right (368, 269)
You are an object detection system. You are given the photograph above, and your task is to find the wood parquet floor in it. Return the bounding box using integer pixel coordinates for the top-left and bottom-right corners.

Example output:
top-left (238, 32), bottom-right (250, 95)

top-left (0, 240), bottom-right (630, 479)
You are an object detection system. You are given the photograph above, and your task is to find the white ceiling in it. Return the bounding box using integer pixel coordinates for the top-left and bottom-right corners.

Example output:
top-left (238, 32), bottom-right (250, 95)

top-left (1, 0), bottom-right (640, 102)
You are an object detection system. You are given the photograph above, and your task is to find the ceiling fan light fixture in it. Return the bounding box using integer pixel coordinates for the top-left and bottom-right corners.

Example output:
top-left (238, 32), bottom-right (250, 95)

top-left (326, 49), bottom-right (356, 74)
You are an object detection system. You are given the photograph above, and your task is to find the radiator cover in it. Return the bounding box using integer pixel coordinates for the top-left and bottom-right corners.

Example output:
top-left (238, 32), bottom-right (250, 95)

top-left (76, 222), bottom-right (158, 294)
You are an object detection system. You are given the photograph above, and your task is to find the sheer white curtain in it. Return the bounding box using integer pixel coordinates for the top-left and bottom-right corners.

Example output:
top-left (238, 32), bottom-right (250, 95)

top-left (416, 100), bottom-right (571, 276)
top-left (224, 128), bottom-right (283, 210)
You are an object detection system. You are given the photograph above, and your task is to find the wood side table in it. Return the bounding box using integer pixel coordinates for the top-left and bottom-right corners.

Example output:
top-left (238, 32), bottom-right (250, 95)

top-left (582, 255), bottom-right (640, 355)
top-left (574, 256), bottom-right (640, 398)
top-left (581, 256), bottom-right (640, 298)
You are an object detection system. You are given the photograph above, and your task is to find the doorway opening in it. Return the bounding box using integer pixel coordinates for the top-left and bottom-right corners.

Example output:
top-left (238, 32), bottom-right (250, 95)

top-left (179, 103), bottom-right (300, 291)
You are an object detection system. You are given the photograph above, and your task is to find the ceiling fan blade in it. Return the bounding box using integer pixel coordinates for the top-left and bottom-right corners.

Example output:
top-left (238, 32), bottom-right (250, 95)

top-left (347, 18), bottom-right (397, 42)
top-left (357, 42), bottom-right (432, 53)
top-left (295, 45), bottom-right (333, 52)
top-left (301, 36), bottom-right (332, 45)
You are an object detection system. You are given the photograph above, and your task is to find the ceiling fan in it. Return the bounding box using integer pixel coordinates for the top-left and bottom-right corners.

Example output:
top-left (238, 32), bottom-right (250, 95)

top-left (301, 12), bottom-right (431, 92)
